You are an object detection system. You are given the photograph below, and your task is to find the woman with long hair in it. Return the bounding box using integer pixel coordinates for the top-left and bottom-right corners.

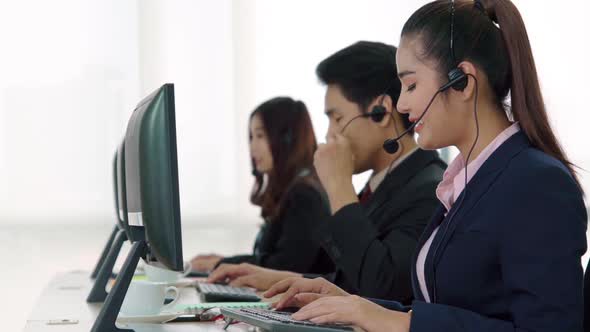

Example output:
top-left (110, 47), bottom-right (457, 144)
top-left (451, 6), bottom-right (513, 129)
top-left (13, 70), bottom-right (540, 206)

top-left (191, 97), bottom-right (331, 275)
top-left (264, 1), bottom-right (587, 331)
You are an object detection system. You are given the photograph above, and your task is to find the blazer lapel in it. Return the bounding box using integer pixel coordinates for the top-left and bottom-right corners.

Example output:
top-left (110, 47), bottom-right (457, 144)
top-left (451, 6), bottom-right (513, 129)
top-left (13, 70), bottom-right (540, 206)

top-left (365, 150), bottom-right (443, 218)
top-left (421, 132), bottom-right (531, 301)
top-left (411, 205), bottom-right (445, 302)
top-left (422, 168), bottom-right (504, 300)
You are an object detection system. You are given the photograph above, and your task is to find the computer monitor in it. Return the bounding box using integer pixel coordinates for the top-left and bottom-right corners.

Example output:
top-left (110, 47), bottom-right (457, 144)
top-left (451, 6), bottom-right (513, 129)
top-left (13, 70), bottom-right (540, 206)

top-left (116, 141), bottom-right (138, 241)
top-left (124, 83), bottom-right (183, 267)
top-left (91, 83), bottom-right (183, 332)
top-left (86, 141), bottom-right (132, 303)
top-left (87, 142), bottom-right (130, 303)
top-left (113, 152), bottom-right (121, 229)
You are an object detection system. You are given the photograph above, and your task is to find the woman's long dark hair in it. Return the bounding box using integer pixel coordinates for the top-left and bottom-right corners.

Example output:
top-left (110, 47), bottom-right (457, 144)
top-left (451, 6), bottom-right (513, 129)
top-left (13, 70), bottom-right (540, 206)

top-left (401, 0), bottom-right (582, 192)
top-left (249, 97), bottom-right (320, 221)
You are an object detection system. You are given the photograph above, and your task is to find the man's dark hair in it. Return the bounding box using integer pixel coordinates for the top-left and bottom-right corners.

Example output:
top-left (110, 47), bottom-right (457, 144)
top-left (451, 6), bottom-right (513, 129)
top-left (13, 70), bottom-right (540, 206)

top-left (316, 41), bottom-right (412, 132)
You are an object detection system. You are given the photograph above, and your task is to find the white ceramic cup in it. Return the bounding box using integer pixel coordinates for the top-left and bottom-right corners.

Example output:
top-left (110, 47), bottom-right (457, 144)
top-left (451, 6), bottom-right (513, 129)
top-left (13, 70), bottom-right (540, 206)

top-left (144, 261), bottom-right (191, 283)
top-left (120, 280), bottom-right (180, 316)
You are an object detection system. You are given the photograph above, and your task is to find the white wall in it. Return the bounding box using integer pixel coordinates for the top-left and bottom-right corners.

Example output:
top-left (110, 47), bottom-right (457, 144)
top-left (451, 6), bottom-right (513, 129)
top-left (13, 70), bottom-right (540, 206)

top-left (516, 0), bottom-right (590, 194)
top-left (137, 0), bottom-right (259, 223)
top-left (236, 0), bottom-right (421, 190)
top-left (241, 0), bottom-right (590, 193)
top-left (0, 0), bottom-right (588, 226)
top-left (0, 0), bottom-right (141, 223)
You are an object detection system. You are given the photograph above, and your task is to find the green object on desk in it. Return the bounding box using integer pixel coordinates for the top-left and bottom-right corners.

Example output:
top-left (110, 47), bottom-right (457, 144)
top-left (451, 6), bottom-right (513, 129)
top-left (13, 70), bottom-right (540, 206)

top-left (175, 302), bottom-right (270, 311)
top-left (131, 275), bottom-right (148, 281)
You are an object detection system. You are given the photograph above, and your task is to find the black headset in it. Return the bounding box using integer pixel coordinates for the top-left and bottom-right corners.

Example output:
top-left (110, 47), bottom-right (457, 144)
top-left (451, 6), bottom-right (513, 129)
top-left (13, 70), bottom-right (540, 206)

top-left (443, 0), bottom-right (468, 92)
top-left (382, 0), bottom-right (468, 155)
top-left (425, 0), bottom-right (480, 304)
top-left (337, 84), bottom-right (404, 177)
top-left (339, 83), bottom-right (396, 134)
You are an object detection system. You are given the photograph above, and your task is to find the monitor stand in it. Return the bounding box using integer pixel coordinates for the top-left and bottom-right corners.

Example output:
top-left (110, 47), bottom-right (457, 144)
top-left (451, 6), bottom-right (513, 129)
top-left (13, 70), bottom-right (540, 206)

top-left (90, 224), bottom-right (120, 279)
top-left (87, 229), bottom-right (127, 303)
top-left (91, 239), bottom-right (147, 332)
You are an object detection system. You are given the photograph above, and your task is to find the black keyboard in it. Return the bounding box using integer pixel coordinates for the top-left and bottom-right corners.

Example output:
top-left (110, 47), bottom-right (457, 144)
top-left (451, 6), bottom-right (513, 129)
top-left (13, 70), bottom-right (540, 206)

top-left (220, 308), bottom-right (354, 332)
top-left (196, 282), bottom-right (261, 302)
top-left (187, 270), bottom-right (210, 278)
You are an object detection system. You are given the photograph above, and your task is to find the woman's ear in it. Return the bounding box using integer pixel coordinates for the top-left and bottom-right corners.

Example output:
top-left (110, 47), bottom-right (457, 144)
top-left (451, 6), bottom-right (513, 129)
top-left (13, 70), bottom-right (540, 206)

top-left (456, 61), bottom-right (479, 102)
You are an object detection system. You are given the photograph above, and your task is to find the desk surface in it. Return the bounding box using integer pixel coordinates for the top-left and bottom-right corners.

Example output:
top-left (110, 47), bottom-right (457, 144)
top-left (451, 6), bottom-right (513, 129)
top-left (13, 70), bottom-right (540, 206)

top-left (23, 271), bottom-right (253, 332)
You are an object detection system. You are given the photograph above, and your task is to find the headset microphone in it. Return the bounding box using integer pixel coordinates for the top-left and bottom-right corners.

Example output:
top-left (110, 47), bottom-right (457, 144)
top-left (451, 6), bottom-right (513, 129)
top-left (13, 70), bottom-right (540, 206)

top-left (382, 69), bottom-right (468, 154)
top-left (382, 88), bottom-right (442, 154)
top-left (251, 158), bottom-right (263, 177)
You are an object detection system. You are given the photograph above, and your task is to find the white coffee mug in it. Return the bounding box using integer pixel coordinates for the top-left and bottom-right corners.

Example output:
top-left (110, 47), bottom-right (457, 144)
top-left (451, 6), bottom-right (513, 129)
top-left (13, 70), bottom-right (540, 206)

top-left (120, 280), bottom-right (180, 316)
top-left (144, 261), bottom-right (191, 283)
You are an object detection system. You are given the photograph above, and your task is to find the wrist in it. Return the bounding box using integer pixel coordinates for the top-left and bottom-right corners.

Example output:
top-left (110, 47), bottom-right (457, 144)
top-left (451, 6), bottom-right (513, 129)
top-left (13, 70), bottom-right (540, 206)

top-left (363, 310), bottom-right (411, 332)
top-left (397, 311), bottom-right (411, 332)
top-left (327, 182), bottom-right (358, 214)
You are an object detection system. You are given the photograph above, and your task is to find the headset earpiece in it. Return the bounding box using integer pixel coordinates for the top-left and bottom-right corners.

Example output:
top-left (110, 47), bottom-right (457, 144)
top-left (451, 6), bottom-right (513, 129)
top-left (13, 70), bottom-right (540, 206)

top-left (449, 67), bottom-right (468, 91)
top-left (369, 105), bottom-right (387, 122)
top-left (439, 67), bottom-right (468, 92)
top-left (340, 88), bottom-right (395, 133)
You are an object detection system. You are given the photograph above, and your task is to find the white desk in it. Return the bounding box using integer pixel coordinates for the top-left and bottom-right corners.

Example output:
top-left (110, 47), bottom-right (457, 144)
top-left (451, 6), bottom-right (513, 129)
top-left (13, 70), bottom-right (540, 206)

top-left (23, 271), bottom-right (254, 332)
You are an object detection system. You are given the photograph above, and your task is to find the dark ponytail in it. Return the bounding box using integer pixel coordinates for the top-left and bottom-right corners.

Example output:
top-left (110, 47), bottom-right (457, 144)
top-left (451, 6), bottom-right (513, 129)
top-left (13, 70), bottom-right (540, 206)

top-left (401, 0), bottom-right (582, 192)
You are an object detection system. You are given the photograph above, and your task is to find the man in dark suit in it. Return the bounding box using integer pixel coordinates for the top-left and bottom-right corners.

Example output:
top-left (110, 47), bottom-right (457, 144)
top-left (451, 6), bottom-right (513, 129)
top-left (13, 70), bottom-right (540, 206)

top-left (208, 41), bottom-right (446, 304)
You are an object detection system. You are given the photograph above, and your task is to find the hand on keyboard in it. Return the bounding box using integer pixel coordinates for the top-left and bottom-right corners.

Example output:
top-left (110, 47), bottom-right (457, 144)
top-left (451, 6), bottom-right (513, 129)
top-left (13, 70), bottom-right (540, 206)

top-left (208, 263), bottom-right (301, 291)
top-left (291, 295), bottom-right (411, 332)
top-left (241, 308), bottom-right (353, 330)
top-left (191, 254), bottom-right (223, 272)
top-left (264, 277), bottom-right (349, 309)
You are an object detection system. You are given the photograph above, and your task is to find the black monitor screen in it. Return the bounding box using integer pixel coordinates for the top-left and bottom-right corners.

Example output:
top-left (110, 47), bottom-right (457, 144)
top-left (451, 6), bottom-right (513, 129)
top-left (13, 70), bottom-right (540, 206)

top-left (112, 153), bottom-right (119, 223)
top-left (124, 83), bottom-right (183, 271)
top-left (116, 142), bottom-right (135, 240)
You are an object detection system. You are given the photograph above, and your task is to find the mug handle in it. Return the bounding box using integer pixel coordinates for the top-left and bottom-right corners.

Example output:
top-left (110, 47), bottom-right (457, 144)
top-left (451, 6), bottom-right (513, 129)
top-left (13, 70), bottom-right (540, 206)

top-left (162, 286), bottom-right (180, 312)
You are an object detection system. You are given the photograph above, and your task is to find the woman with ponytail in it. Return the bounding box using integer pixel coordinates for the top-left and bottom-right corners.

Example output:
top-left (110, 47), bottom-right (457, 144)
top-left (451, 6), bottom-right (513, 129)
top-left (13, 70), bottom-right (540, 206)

top-left (263, 1), bottom-right (587, 331)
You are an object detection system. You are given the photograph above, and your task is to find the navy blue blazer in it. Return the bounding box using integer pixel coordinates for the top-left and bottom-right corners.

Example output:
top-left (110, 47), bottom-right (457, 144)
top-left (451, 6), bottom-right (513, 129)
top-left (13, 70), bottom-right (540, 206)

top-left (374, 132), bottom-right (587, 331)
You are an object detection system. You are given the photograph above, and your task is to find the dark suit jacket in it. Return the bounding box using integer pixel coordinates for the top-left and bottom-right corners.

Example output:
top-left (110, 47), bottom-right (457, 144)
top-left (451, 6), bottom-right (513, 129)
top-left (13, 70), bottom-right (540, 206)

top-left (374, 132), bottom-right (587, 331)
top-left (218, 180), bottom-right (333, 274)
top-left (315, 149), bottom-right (446, 304)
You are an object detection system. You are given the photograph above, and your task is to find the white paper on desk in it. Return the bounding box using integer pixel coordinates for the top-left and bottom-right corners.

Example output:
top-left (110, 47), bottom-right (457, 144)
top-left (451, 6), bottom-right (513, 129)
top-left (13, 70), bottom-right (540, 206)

top-left (116, 312), bottom-right (181, 324)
